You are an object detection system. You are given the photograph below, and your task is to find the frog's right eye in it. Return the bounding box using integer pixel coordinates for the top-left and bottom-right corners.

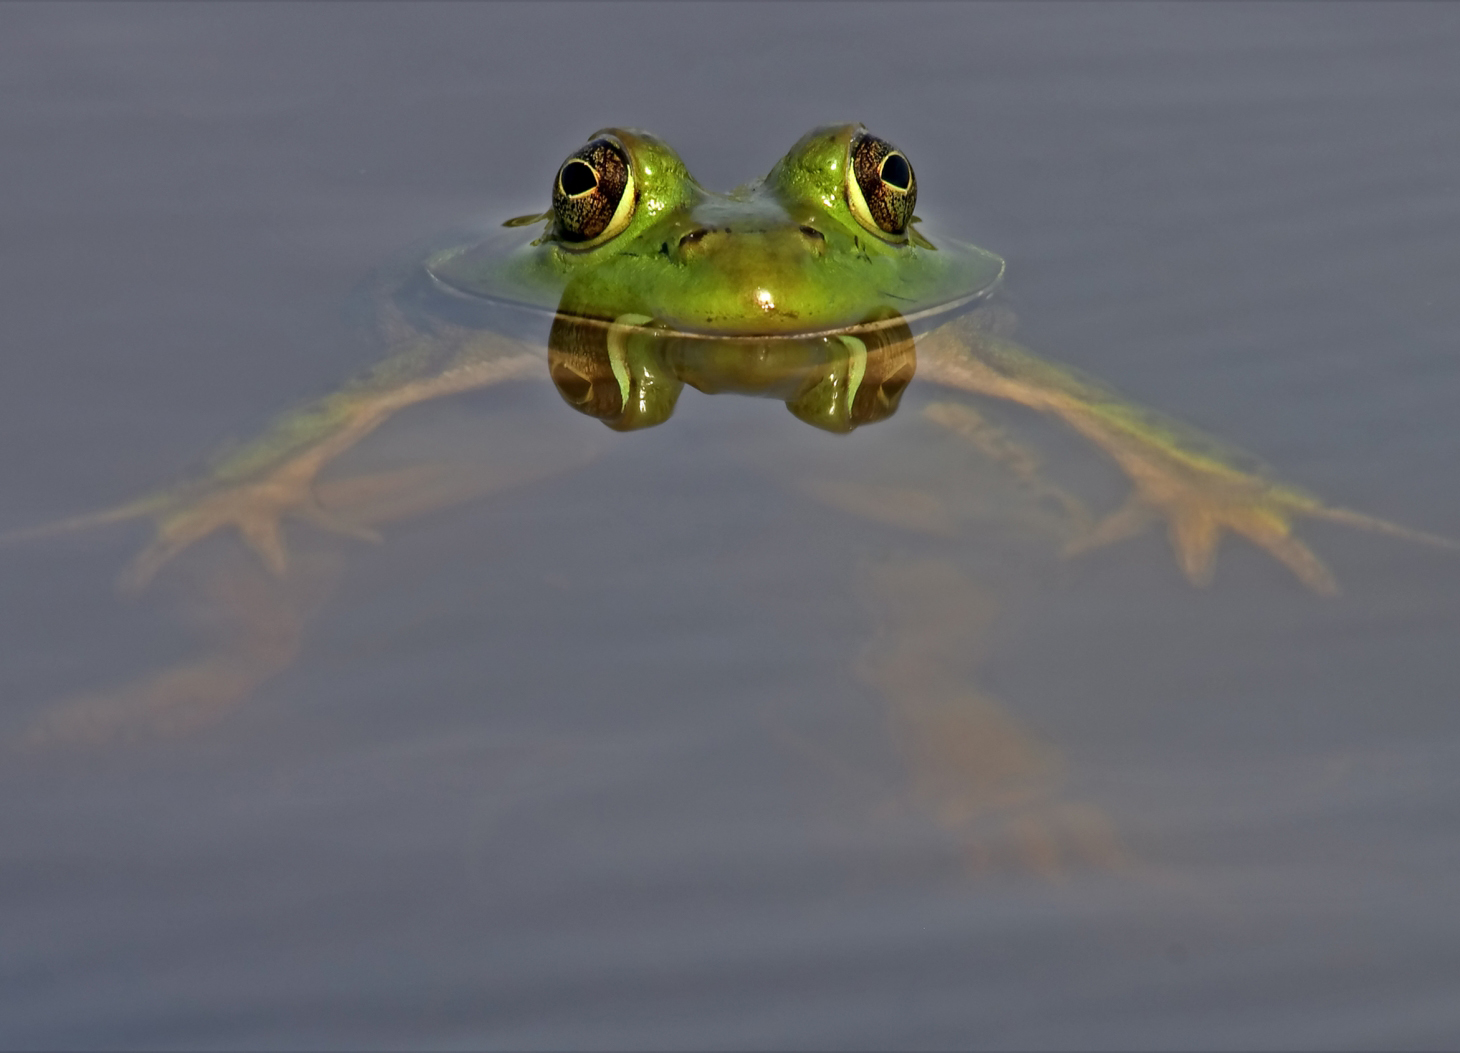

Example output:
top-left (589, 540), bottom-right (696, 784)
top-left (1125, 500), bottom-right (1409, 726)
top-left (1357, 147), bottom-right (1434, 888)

top-left (552, 137), bottom-right (637, 245)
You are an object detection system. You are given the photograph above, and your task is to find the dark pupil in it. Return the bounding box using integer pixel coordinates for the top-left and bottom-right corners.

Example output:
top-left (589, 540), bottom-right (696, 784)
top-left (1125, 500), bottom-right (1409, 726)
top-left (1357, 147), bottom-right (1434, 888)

top-left (561, 160), bottom-right (598, 196)
top-left (880, 153), bottom-right (911, 191)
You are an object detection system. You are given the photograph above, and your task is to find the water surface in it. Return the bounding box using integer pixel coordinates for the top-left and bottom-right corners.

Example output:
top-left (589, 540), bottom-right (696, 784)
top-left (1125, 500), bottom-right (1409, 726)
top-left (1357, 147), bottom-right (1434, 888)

top-left (3, 3), bottom-right (1460, 1048)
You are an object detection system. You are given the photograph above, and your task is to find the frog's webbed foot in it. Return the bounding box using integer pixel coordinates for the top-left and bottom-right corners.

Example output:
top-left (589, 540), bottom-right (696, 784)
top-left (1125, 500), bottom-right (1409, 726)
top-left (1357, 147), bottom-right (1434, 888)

top-left (918, 326), bottom-right (1453, 595)
top-left (1061, 462), bottom-right (1340, 592)
top-left (856, 557), bottom-right (1132, 879)
top-left (0, 484), bottom-right (338, 593)
top-left (19, 541), bottom-right (346, 750)
top-left (1060, 427), bottom-right (1455, 596)
top-left (879, 689), bottom-right (1132, 879)
top-left (943, 789), bottom-right (1131, 880)
top-left (118, 463), bottom-right (382, 592)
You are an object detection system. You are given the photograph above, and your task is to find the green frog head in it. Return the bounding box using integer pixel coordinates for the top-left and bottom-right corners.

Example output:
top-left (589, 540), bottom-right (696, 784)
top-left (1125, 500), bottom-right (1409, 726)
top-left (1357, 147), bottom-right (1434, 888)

top-left (428, 124), bottom-right (1005, 337)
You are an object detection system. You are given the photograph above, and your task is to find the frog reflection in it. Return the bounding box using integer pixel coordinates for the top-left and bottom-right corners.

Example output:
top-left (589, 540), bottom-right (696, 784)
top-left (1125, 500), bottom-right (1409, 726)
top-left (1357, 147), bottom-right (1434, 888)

top-left (9, 125), bottom-right (1452, 875)
top-left (545, 309), bottom-right (916, 434)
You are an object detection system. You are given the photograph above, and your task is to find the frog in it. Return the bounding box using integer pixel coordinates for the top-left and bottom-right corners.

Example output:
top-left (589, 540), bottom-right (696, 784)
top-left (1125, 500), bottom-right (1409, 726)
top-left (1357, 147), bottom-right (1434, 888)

top-left (13, 123), bottom-right (1442, 596)
top-left (8, 125), bottom-right (1449, 871)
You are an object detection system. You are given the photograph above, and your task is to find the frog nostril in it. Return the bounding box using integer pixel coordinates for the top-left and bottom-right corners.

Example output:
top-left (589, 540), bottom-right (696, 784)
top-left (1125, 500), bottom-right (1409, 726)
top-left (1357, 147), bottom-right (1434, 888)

top-left (798, 225), bottom-right (825, 242)
top-left (679, 228), bottom-right (710, 248)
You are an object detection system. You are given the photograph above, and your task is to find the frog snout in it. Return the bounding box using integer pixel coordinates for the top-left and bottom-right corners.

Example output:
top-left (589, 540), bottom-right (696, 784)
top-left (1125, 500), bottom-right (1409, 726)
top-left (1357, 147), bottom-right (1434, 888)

top-left (675, 224), bottom-right (827, 261)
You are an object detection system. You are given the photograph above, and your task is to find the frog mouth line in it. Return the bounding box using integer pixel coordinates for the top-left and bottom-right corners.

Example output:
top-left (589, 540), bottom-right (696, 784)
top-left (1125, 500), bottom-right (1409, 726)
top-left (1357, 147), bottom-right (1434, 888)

top-left (425, 265), bottom-right (999, 342)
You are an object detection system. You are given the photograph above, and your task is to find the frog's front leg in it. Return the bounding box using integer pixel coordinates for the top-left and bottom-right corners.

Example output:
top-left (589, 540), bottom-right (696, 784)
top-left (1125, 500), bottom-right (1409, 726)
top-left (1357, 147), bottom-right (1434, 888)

top-left (7, 330), bottom-right (542, 590)
top-left (918, 314), bottom-right (1453, 594)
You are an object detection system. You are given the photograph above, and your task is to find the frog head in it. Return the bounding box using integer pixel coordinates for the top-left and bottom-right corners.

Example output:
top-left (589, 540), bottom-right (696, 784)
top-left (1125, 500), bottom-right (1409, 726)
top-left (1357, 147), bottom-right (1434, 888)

top-left (428, 124), bottom-right (1004, 337)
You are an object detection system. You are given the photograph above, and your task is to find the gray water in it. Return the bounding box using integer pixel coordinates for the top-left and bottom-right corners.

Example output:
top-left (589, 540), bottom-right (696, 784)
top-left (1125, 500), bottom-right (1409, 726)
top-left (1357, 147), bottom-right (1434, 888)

top-left (3, 3), bottom-right (1460, 1048)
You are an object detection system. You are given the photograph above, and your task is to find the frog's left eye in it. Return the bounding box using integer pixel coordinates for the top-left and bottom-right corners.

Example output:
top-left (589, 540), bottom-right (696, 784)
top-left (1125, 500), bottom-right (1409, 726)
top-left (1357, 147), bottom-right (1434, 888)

top-left (846, 132), bottom-right (917, 239)
top-left (552, 137), bottom-right (637, 245)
